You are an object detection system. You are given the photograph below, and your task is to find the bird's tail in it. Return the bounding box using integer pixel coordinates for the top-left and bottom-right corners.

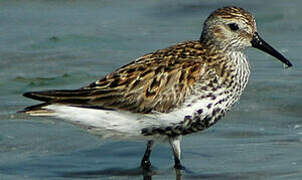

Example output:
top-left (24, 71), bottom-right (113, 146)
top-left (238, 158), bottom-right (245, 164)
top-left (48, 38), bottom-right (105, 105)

top-left (19, 103), bottom-right (55, 116)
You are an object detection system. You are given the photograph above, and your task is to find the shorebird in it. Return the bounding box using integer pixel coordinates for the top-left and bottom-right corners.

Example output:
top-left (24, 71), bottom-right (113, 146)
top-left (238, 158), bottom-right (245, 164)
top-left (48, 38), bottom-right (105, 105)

top-left (21, 6), bottom-right (292, 170)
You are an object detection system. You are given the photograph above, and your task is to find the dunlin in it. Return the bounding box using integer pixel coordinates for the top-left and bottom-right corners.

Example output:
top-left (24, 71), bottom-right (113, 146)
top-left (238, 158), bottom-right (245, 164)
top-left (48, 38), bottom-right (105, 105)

top-left (21, 6), bottom-right (292, 169)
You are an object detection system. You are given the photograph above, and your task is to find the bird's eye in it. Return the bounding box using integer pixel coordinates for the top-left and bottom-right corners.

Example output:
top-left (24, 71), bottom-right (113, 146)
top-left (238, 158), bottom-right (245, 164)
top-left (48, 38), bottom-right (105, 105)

top-left (228, 23), bottom-right (239, 31)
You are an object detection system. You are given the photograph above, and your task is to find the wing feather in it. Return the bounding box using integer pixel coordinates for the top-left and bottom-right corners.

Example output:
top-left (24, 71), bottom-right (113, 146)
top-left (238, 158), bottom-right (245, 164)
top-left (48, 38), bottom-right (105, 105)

top-left (23, 41), bottom-right (210, 113)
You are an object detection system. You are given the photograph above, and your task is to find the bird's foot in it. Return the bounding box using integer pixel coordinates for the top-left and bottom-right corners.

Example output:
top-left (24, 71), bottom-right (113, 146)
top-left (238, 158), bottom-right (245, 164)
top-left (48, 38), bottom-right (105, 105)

top-left (174, 163), bottom-right (185, 170)
top-left (141, 159), bottom-right (152, 171)
top-left (174, 163), bottom-right (194, 174)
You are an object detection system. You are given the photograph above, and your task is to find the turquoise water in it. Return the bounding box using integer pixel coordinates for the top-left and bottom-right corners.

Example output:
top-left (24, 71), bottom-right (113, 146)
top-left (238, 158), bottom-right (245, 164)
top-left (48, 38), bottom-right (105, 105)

top-left (1, 0), bottom-right (302, 179)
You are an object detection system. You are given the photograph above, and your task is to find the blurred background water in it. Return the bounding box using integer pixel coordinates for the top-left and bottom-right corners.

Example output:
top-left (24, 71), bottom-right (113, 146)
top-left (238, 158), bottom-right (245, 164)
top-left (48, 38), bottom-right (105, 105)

top-left (1, 0), bottom-right (302, 179)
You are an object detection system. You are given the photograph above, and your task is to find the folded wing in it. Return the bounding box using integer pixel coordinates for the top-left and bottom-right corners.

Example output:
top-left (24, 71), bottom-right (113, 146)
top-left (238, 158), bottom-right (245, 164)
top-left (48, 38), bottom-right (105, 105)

top-left (23, 41), bottom-right (209, 114)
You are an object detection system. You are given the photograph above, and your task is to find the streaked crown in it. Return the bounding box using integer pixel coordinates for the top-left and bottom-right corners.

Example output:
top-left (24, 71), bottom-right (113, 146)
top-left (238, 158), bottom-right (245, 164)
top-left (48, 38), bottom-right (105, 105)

top-left (201, 6), bottom-right (257, 51)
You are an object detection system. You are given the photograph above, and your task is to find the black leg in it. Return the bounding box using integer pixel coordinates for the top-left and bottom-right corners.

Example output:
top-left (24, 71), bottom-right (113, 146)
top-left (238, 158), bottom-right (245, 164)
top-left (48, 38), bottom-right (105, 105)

top-left (169, 136), bottom-right (185, 169)
top-left (174, 156), bottom-right (182, 169)
top-left (141, 140), bottom-right (154, 170)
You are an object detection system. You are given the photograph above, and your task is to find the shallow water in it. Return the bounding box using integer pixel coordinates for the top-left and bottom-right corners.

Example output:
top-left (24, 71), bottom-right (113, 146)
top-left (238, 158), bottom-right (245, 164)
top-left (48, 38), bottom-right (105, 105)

top-left (1, 0), bottom-right (302, 179)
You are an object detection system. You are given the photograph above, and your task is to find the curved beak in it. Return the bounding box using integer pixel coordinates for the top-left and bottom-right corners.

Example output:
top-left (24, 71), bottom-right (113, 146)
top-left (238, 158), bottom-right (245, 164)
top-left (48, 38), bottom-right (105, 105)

top-left (251, 32), bottom-right (292, 67)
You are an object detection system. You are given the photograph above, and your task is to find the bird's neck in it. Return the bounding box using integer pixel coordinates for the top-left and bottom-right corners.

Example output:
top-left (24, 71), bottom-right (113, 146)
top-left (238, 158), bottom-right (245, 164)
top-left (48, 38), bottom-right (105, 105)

top-left (199, 37), bottom-right (251, 92)
top-left (227, 50), bottom-right (251, 97)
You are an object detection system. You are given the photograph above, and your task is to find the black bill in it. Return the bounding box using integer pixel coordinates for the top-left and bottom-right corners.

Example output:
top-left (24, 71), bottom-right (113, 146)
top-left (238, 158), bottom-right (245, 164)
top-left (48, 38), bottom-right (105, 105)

top-left (251, 32), bottom-right (292, 67)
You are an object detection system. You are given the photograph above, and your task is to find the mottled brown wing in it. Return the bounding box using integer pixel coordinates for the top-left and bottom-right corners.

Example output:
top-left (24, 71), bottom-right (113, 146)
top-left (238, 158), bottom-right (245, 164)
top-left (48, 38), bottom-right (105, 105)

top-left (24, 41), bottom-right (209, 113)
top-left (82, 41), bottom-right (209, 113)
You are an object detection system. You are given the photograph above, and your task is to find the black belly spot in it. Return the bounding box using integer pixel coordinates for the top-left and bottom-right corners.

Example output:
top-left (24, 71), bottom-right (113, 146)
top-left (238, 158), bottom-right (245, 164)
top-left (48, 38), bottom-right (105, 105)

top-left (185, 115), bottom-right (192, 119)
top-left (212, 108), bottom-right (221, 116)
top-left (207, 103), bottom-right (212, 109)
top-left (197, 109), bottom-right (203, 114)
